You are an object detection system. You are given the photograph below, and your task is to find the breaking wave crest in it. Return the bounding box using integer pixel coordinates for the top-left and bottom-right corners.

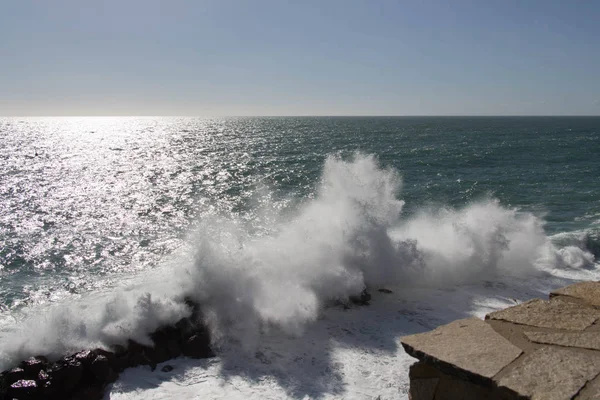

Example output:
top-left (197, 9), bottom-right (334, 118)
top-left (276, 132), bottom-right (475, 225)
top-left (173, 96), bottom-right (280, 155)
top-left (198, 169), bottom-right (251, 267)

top-left (0, 153), bottom-right (597, 369)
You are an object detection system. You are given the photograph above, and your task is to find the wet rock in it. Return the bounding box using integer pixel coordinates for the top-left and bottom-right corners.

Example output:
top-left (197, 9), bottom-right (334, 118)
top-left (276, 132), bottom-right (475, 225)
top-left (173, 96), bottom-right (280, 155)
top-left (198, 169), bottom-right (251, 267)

top-left (19, 357), bottom-right (48, 377)
top-left (70, 384), bottom-right (105, 400)
top-left (184, 296), bottom-right (201, 319)
top-left (38, 379), bottom-right (56, 398)
top-left (128, 350), bottom-right (153, 369)
top-left (110, 345), bottom-right (130, 372)
top-left (161, 364), bottom-right (174, 372)
top-left (50, 358), bottom-right (83, 393)
top-left (36, 369), bottom-right (49, 383)
top-left (7, 379), bottom-right (38, 399)
top-left (0, 372), bottom-right (7, 397)
top-left (349, 289), bottom-right (371, 306)
top-left (150, 344), bottom-right (171, 365)
top-left (166, 338), bottom-right (182, 358)
top-left (175, 317), bottom-right (195, 339)
top-left (182, 333), bottom-right (213, 359)
top-left (0, 298), bottom-right (214, 400)
top-left (74, 350), bottom-right (97, 367)
top-left (90, 355), bottom-right (117, 383)
top-left (5, 367), bottom-right (26, 385)
top-left (148, 329), bottom-right (172, 364)
top-left (94, 348), bottom-right (117, 369)
top-left (111, 344), bottom-right (127, 356)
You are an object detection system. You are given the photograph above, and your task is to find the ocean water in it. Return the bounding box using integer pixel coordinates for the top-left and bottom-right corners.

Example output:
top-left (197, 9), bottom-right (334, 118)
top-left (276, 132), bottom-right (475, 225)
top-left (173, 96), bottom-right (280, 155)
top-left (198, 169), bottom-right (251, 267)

top-left (0, 116), bottom-right (599, 399)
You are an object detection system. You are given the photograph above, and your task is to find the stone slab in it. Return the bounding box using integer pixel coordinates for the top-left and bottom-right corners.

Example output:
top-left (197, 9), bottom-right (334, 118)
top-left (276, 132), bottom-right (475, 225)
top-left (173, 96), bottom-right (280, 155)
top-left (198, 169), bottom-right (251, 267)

top-left (525, 331), bottom-right (600, 351)
top-left (409, 378), bottom-right (438, 400)
top-left (551, 281), bottom-right (600, 307)
top-left (497, 346), bottom-right (600, 400)
top-left (401, 318), bottom-right (522, 382)
top-left (575, 373), bottom-right (600, 400)
top-left (433, 376), bottom-right (508, 400)
top-left (486, 298), bottom-right (600, 330)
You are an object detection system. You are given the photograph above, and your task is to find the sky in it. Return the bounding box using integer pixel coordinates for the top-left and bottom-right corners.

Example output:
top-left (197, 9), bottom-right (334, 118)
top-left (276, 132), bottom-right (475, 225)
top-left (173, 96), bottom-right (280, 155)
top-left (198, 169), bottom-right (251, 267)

top-left (1, 0), bottom-right (599, 116)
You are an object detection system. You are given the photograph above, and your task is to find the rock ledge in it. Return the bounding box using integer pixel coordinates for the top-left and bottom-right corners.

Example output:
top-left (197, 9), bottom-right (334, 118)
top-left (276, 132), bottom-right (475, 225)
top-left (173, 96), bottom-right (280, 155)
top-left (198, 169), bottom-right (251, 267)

top-left (0, 298), bottom-right (213, 400)
top-left (401, 281), bottom-right (600, 400)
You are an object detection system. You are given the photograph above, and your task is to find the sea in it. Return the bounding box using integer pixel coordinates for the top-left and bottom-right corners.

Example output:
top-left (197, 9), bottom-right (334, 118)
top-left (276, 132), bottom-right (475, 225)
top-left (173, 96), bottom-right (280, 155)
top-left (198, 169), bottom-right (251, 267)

top-left (1, 116), bottom-right (599, 399)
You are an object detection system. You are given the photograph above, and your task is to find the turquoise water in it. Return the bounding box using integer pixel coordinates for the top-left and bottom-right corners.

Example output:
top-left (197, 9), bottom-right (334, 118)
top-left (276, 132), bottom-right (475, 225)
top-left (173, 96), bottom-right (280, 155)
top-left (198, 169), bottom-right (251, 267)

top-left (0, 116), bottom-right (599, 367)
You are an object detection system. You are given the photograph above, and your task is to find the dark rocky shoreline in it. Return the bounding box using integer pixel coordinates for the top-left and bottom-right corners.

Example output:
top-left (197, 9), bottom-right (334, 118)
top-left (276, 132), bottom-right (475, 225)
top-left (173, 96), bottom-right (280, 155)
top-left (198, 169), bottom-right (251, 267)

top-left (0, 298), bottom-right (213, 400)
top-left (0, 289), bottom-right (377, 400)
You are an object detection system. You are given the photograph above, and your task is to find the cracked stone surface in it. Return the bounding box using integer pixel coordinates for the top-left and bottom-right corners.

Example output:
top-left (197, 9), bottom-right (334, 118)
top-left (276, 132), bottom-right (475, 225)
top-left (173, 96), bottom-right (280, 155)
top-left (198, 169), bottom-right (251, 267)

top-left (401, 317), bottom-right (522, 380)
top-left (402, 282), bottom-right (600, 400)
top-left (486, 298), bottom-right (600, 330)
top-left (496, 346), bottom-right (600, 400)
top-left (524, 331), bottom-right (600, 351)
top-left (575, 374), bottom-right (600, 400)
top-left (551, 281), bottom-right (600, 308)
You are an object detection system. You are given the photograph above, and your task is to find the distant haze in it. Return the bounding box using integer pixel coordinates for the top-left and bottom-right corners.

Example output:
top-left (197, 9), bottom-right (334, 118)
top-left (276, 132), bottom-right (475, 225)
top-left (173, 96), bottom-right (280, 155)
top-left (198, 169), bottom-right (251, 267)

top-left (1, 1), bottom-right (599, 116)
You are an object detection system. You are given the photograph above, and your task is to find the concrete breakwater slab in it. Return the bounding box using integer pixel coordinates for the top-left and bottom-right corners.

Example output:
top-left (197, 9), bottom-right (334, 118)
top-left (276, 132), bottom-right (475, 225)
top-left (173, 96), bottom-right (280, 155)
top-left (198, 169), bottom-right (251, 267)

top-left (486, 297), bottom-right (600, 331)
top-left (524, 331), bottom-right (600, 351)
top-left (550, 281), bottom-right (600, 308)
top-left (401, 281), bottom-right (600, 400)
top-left (401, 318), bottom-right (522, 382)
top-left (496, 346), bottom-right (600, 400)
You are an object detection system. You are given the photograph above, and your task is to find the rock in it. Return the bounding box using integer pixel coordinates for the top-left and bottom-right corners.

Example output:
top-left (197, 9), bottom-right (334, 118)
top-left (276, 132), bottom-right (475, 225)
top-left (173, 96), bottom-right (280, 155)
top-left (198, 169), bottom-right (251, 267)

top-left (74, 350), bottom-right (97, 367)
top-left (4, 367), bottom-right (26, 385)
top-left (70, 384), bottom-right (105, 400)
top-left (0, 301), bottom-right (215, 400)
top-left (401, 317), bottom-right (522, 384)
top-left (110, 345), bottom-right (130, 372)
top-left (182, 333), bottom-right (213, 359)
top-left (0, 372), bottom-right (7, 397)
top-left (161, 365), bottom-right (174, 372)
top-left (408, 360), bottom-right (506, 400)
top-left (50, 358), bottom-right (83, 393)
top-left (6, 379), bottom-right (38, 399)
top-left (112, 344), bottom-right (127, 356)
top-left (408, 364), bottom-right (439, 400)
top-left (496, 346), bottom-right (600, 400)
top-left (36, 369), bottom-right (50, 383)
top-left (575, 373), bottom-right (600, 400)
top-left (524, 331), bottom-right (600, 351)
top-left (90, 355), bottom-right (117, 383)
top-left (147, 330), bottom-right (172, 365)
top-left (349, 289), bottom-right (371, 306)
top-left (38, 380), bottom-right (56, 398)
top-left (151, 345), bottom-right (171, 365)
top-left (486, 298), bottom-right (600, 331)
top-left (19, 357), bottom-right (48, 377)
top-left (550, 281), bottom-right (600, 307)
top-left (409, 378), bottom-right (439, 400)
top-left (152, 326), bottom-right (182, 359)
top-left (126, 340), bottom-right (152, 367)
top-left (175, 317), bottom-right (195, 339)
top-left (94, 348), bottom-right (117, 370)
top-left (128, 350), bottom-right (153, 370)
top-left (166, 338), bottom-right (182, 358)
top-left (184, 296), bottom-right (201, 320)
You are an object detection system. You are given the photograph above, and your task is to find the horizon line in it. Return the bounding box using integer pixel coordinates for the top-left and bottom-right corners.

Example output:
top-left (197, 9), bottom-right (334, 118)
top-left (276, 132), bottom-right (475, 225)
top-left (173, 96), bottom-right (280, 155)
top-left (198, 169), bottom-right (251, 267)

top-left (1, 115), bottom-right (600, 118)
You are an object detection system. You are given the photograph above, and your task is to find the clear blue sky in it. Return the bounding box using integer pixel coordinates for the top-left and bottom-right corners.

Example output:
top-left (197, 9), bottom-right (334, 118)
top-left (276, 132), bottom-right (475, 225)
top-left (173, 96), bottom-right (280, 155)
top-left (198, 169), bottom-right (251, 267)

top-left (1, 0), bottom-right (599, 116)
